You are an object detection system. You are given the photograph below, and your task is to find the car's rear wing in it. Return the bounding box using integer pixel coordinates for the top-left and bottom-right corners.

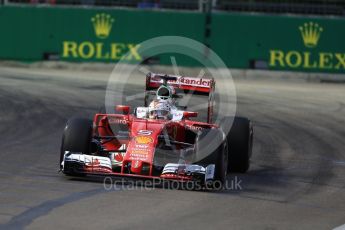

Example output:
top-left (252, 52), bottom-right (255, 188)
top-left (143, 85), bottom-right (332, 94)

top-left (145, 72), bottom-right (214, 94)
top-left (145, 72), bottom-right (215, 123)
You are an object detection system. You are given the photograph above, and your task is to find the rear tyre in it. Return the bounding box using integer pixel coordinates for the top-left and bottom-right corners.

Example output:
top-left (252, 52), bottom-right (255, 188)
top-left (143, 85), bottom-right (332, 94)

top-left (60, 118), bottom-right (93, 175)
top-left (195, 129), bottom-right (228, 188)
top-left (224, 117), bottom-right (253, 173)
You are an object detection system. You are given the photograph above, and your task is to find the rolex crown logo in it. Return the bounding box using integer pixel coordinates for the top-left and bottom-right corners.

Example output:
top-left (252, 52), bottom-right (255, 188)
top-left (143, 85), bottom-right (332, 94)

top-left (299, 22), bottom-right (323, 48)
top-left (91, 13), bottom-right (114, 39)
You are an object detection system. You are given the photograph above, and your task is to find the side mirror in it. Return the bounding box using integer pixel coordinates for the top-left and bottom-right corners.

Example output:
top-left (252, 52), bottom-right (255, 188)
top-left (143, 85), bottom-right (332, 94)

top-left (116, 105), bottom-right (130, 114)
top-left (183, 111), bottom-right (198, 119)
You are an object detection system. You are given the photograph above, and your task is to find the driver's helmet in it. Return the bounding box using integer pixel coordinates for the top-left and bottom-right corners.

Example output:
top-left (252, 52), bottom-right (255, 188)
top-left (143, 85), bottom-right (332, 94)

top-left (157, 85), bottom-right (174, 101)
top-left (148, 100), bottom-right (171, 120)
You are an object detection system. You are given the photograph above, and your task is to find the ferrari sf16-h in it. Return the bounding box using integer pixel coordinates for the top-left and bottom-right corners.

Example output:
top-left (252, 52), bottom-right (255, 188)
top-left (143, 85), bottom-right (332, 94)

top-left (59, 73), bottom-right (253, 188)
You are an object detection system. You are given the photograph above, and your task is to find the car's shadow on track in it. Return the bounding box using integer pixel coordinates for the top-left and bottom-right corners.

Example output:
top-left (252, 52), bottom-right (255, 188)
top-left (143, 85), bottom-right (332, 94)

top-left (218, 165), bottom-right (321, 205)
top-left (221, 167), bottom-right (288, 193)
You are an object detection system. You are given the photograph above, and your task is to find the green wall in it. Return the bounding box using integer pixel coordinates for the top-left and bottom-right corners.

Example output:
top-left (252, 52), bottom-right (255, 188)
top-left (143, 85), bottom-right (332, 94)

top-left (211, 13), bottom-right (345, 73)
top-left (0, 6), bottom-right (344, 73)
top-left (0, 6), bottom-right (205, 63)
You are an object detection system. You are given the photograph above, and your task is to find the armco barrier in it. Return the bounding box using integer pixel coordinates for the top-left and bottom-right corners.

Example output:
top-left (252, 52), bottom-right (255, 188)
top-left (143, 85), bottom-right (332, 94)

top-left (0, 6), bottom-right (344, 73)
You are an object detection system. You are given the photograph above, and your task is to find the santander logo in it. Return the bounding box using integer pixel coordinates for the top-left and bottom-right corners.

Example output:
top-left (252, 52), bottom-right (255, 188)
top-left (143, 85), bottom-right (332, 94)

top-left (179, 77), bottom-right (211, 87)
top-left (151, 75), bottom-right (212, 88)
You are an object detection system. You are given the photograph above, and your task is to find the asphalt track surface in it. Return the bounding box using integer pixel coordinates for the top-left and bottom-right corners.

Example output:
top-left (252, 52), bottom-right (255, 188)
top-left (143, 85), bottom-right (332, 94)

top-left (0, 66), bottom-right (344, 230)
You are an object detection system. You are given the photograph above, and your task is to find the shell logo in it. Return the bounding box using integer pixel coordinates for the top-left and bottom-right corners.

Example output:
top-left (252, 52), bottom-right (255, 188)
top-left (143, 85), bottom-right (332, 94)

top-left (135, 136), bottom-right (153, 144)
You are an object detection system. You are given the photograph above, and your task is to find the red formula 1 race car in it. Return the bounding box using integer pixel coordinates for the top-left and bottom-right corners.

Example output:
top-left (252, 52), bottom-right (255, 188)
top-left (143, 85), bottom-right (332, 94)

top-left (59, 73), bottom-right (253, 188)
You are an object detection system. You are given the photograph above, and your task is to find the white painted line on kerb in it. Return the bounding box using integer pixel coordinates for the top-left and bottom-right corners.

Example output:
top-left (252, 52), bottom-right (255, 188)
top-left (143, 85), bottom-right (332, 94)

top-left (333, 160), bottom-right (345, 166)
top-left (333, 223), bottom-right (345, 230)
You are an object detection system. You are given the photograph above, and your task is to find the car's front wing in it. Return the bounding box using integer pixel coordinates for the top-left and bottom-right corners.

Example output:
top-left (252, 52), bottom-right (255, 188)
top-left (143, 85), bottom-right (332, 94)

top-left (62, 151), bottom-right (215, 184)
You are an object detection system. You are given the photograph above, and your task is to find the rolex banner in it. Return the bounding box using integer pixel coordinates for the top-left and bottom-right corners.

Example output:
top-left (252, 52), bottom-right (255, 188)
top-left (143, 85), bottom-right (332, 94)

top-left (0, 6), bottom-right (344, 73)
top-left (211, 13), bottom-right (345, 73)
top-left (0, 6), bottom-right (204, 64)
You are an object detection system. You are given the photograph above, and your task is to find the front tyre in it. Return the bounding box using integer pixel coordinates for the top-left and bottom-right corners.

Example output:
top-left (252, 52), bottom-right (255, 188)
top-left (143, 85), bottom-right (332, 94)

top-left (194, 128), bottom-right (228, 188)
top-left (60, 118), bottom-right (93, 175)
top-left (225, 117), bottom-right (253, 173)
